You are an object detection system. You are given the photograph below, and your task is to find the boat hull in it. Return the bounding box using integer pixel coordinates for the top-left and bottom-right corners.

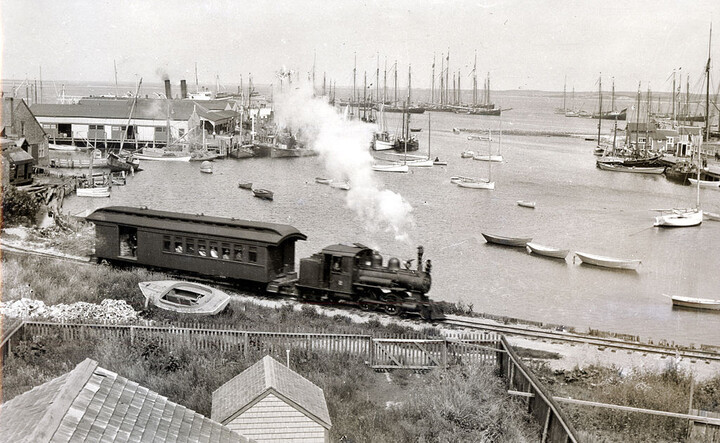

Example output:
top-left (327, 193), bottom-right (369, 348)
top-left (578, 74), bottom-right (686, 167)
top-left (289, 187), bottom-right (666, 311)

top-left (252, 189), bottom-right (274, 200)
top-left (526, 242), bottom-right (569, 259)
top-left (372, 164), bottom-right (409, 173)
top-left (134, 153), bottom-right (191, 162)
top-left (458, 181), bottom-right (495, 190)
top-left (76, 186), bottom-right (111, 198)
top-left (482, 233), bottom-right (532, 247)
top-left (138, 280), bottom-right (230, 315)
top-left (473, 154), bottom-right (503, 162)
top-left (517, 201), bottom-right (536, 208)
top-left (654, 210), bottom-right (703, 227)
top-left (373, 139), bottom-right (396, 151)
top-left (671, 295), bottom-right (720, 311)
top-left (597, 162), bottom-right (665, 174)
top-left (574, 252), bottom-right (641, 270)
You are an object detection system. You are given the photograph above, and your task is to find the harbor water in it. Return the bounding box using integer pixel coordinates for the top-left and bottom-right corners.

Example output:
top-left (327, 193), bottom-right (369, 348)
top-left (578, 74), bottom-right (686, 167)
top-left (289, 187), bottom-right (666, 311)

top-left (56, 90), bottom-right (720, 348)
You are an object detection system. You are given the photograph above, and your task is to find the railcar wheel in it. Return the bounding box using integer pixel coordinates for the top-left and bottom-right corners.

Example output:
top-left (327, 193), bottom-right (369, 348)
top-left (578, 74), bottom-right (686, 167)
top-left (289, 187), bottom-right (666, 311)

top-left (359, 302), bottom-right (372, 311)
top-left (384, 304), bottom-right (401, 316)
top-left (419, 306), bottom-right (432, 321)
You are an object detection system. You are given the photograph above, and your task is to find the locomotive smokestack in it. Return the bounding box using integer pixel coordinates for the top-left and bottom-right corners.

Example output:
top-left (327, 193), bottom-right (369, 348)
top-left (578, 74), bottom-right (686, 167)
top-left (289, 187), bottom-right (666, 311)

top-left (164, 79), bottom-right (172, 99)
top-left (180, 80), bottom-right (187, 99)
top-left (417, 246), bottom-right (424, 272)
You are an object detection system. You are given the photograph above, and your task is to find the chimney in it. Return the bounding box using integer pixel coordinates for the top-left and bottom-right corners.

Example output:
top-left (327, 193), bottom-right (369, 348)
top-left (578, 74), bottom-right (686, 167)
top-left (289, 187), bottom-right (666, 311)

top-left (180, 80), bottom-right (187, 99)
top-left (164, 79), bottom-right (172, 99)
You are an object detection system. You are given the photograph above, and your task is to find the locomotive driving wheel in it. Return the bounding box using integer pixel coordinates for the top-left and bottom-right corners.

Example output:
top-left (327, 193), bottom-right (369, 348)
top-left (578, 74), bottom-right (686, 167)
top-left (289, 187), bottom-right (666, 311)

top-left (383, 304), bottom-right (401, 315)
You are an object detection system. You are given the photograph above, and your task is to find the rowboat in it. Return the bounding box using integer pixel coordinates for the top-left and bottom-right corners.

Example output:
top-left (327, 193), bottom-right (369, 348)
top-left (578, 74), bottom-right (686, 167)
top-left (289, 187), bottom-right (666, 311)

top-left (252, 188), bottom-right (274, 200)
top-left (329, 180), bottom-right (351, 190)
top-left (473, 153), bottom-right (503, 162)
top-left (517, 200), bottom-right (536, 209)
top-left (704, 211), bottom-right (720, 221)
top-left (596, 162), bottom-right (665, 174)
top-left (688, 178), bottom-right (720, 188)
top-left (238, 182), bottom-right (253, 189)
top-left (668, 294), bottom-right (720, 311)
top-left (481, 233), bottom-right (532, 247)
top-left (372, 163), bottom-right (409, 173)
top-left (76, 186), bottom-right (111, 198)
top-left (458, 180), bottom-right (495, 190)
top-left (138, 280), bottom-right (231, 315)
top-left (526, 242), bottom-right (569, 259)
top-left (315, 177), bottom-right (331, 184)
top-left (433, 159), bottom-right (448, 166)
top-left (199, 161), bottom-right (213, 173)
top-left (406, 158), bottom-right (434, 167)
top-left (574, 251), bottom-right (641, 270)
top-left (450, 176), bottom-right (476, 185)
top-left (460, 150), bottom-right (475, 158)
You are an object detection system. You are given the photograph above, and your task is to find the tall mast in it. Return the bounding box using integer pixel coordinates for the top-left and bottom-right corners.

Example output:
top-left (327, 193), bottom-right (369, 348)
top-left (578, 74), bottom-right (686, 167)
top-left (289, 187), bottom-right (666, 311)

top-left (457, 69), bottom-right (461, 105)
top-left (597, 75), bottom-right (603, 146)
top-left (408, 64), bottom-right (412, 104)
top-left (445, 51), bottom-right (450, 108)
top-left (114, 60), bottom-right (119, 98)
top-left (671, 70), bottom-right (676, 123)
top-left (634, 82), bottom-right (641, 151)
top-left (563, 74), bottom-right (567, 111)
top-left (195, 62), bottom-right (199, 93)
top-left (705, 24), bottom-right (712, 142)
top-left (394, 60), bottom-right (398, 107)
top-left (611, 78), bottom-right (615, 112)
top-left (376, 52), bottom-right (379, 106)
top-left (439, 53), bottom-right (444, 106)
top-left (473, 51), bottom-right (477, 107)
top-left (363, 71), bottom-right (367, 120)
top-left (431, 54), bottom-right (435, 105)
top-left (352, 52), bottom-right (356, 108)
top-left (383, 58), bottom-right (387, 104)
top-left (685, 74), bottom-right (690, 124)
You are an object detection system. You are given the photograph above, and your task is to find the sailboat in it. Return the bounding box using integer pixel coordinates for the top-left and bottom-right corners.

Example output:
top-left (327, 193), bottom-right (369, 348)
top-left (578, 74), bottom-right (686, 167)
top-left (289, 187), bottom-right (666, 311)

top-left (458, 128), bottom-right (495, 190)
top-left (373, 99), bottom-right (412, 173)
top-left (372, 104), bottom-right (395, 151)
top-left (473, 117), bottom-right (504, 162)
top-left (108, 78), bottom-right (142, 173)
top-left (653, 26), bottom-right (712, 228)
top-left (406, 113), bottom-right (434, 167)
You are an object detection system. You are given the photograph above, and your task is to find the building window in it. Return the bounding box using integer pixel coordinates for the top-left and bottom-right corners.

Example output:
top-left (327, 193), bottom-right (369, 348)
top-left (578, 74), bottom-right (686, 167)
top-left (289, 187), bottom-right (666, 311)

top-left (20, 122), bottom-right (25, 135)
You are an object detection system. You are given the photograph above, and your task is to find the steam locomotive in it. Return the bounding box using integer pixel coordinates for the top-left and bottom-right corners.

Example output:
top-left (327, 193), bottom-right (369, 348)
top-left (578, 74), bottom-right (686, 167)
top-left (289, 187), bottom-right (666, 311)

top-left (86, 206), bottom-right (444, 320)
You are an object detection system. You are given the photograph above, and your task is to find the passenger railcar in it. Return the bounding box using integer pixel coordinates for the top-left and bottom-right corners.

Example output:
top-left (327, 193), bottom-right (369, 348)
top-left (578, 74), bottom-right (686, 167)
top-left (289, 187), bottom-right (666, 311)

top-left (86, 206), bottom-right (306, 284)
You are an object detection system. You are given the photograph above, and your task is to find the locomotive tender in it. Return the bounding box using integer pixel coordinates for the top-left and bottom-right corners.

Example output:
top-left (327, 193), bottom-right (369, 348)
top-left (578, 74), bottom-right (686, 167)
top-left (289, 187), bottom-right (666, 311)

top-left (86, 206), bottom-right (442, 319)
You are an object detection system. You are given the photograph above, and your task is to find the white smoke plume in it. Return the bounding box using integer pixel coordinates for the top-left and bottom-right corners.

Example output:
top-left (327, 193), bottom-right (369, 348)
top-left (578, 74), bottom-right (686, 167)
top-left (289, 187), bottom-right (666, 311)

top-left (273, 83), bottom-right (414, 241)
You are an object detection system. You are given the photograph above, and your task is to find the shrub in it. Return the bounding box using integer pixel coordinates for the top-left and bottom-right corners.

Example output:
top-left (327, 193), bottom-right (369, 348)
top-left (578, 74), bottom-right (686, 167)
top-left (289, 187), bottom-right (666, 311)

top-left (2, 186), bottom-right (42, 227)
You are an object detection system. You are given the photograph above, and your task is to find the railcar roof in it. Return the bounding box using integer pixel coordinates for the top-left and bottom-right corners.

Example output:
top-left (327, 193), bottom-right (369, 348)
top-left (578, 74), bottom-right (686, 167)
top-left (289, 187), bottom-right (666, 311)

top-left (321, 243), bottom-right (373, 256)
top-left (86, 206), bottom-right (306, 245)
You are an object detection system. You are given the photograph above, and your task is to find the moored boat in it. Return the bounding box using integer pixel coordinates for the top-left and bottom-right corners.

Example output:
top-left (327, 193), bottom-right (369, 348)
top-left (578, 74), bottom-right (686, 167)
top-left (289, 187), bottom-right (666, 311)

top-left (252, 188), bottom-right (274, 200)
top-left (481, 233), bottom-right (532, 247)
top-left (199, 161), bottom-right (213, 173)
top-left (329, 180), bottom-right (351, 190)
top-left (450, 176), bottom-right (476, 185)
top-left (517, 200), bottom-right (536, 209)
top-left (596, 161), bottom-right (665, 174)
top-left (76, 185), bottom-right (111, 198)
top-left (668, 294), bottom-right (720, 311)
top-left (458, 180), bottom-right (495, 190)
top-left (138, 280), bottom-right (231, 315)
top-left (526, 242), bottom-right (569, 259)
top-left (653, 208), bottom-right (703, 227)
top-left (238, 182), bottom-right (253, 189)
top-left (688, 177), bottom-right (720, 188)
top-left (372, 163), bottom-right (409, 173)
top-left (574, 251), bottom-right (641, 270)
top-left (314, 177), bottom-right (331, 184)
top-left (704, 211), bottom-right (720, 221)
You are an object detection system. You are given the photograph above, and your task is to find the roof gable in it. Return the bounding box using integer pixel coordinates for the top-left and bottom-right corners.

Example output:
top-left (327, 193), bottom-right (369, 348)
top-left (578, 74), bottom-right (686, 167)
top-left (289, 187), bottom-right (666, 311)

top-left (0, 359), bottom-right (250, 443)
top-left (212, 356), bottom-right (331, 429)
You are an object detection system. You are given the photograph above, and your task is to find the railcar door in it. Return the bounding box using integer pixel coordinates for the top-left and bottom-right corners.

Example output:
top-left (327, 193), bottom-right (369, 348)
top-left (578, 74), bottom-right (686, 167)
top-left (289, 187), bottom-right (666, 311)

top-left (327, 254), bottom-right (352, 294)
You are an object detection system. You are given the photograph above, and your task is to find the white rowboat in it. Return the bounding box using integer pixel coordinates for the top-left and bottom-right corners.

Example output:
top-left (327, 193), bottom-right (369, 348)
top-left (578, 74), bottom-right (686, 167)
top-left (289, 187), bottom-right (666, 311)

top-left (139, 280), bottom-right (230, 315)
top-left (458, 180), bottom-right (495, 190)
top-left (517, 200), bottom-right (536, 209)
top-left (482, 233), bottom-right (532, 247)
top-left (669, 295), bottom-right (720, 311)
top-left (574, 251), bottom-right (641, 270)
top-left (526, 242), bottom-right (569, 259)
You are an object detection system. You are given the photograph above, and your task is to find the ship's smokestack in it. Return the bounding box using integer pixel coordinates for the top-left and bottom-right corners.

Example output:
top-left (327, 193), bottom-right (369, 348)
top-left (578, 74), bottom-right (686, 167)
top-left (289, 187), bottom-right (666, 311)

top-left (180, 80), bottom-right (187, 99)
top-left (164, 79), bottom-right (172, 99)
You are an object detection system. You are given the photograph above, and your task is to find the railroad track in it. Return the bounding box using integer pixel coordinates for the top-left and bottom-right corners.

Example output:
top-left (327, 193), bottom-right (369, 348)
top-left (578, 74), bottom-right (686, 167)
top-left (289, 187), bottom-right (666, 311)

top-left (442, 315), bottom-right (720, 363)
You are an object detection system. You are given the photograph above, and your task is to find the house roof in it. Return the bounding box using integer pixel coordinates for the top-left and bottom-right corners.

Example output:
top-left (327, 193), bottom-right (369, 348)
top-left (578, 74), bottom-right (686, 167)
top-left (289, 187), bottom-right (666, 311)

top-left (85, 206), bottom-right (306, 245)
top-left (211, 356), bottom-right (331, 429)
top-left (1, 142), bottom-right (35, 163)
top-left (30, 99), bottom-right (240, 123)
top-left (0, 359), bottom-right (251, 443)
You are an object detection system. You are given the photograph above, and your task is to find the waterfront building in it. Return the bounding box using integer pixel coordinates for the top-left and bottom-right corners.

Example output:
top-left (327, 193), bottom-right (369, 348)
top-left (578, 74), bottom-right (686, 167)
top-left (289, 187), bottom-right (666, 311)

top-left (0, 358), bottom-right (252, 442)
top-left (212, 355), bottom-right (332, 443)
top-left (2, 97), bottom-right (50, 167)
top-left (30, 98), bottom-right (242, 151)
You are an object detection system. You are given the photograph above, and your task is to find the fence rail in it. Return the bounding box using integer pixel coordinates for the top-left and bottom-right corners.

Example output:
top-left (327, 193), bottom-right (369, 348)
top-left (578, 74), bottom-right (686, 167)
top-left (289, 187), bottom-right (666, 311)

top-left (498, 336), bottom-right (579, 443)
top-left (4, 321), bottom-right (499, 368)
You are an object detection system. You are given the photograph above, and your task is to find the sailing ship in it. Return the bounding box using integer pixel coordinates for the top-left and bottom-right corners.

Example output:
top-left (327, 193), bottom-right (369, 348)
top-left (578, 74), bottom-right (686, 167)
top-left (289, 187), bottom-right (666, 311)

top-left (372, 104), bottom-right (396, 151)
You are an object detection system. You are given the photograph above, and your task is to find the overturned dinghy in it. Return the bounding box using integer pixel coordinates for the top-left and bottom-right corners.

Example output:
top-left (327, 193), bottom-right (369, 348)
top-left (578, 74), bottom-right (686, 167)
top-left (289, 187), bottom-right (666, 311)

top-left (139, 280), bottom-right (231, 315)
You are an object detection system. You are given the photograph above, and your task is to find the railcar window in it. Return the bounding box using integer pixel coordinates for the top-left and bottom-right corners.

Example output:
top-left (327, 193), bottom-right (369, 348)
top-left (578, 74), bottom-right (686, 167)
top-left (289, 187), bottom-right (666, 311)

top-left (248, 246), bottom-right (258, 263)
top-left (186, 239), bottom-right (195, 255)
top-left (163, 236), bottom-right (171, 252)
top-left (209, 242), bottom-right (219, 258)
top-left (234, 245), bottom-right (243, 261)
top-left (174, 239), bottom-right (183, 253)
top-left (198, 244), bottom-right (207, 257)
top-left (222, 245), bottom-right (231, 260)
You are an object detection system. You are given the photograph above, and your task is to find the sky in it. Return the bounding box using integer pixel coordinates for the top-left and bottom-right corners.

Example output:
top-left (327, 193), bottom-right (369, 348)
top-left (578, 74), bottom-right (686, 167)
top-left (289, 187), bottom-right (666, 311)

top-left (1, 0), bottom-right (718, 93)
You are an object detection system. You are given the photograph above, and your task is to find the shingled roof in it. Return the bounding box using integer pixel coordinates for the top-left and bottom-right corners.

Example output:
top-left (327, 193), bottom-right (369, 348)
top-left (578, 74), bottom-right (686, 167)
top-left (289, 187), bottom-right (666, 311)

top-left (211, 356), bottom-right (331, 429)
top-left (0, 359), bottom-right (251, 443)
